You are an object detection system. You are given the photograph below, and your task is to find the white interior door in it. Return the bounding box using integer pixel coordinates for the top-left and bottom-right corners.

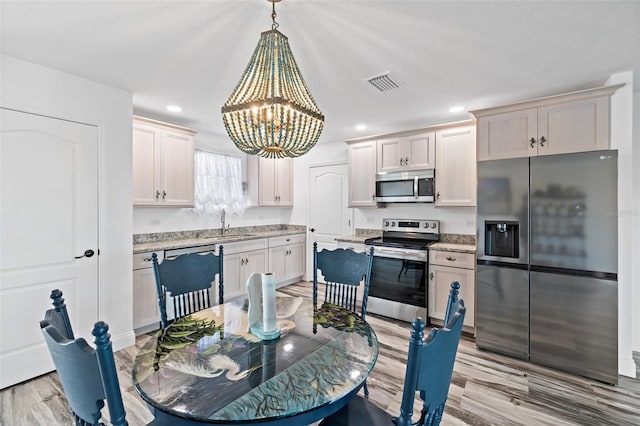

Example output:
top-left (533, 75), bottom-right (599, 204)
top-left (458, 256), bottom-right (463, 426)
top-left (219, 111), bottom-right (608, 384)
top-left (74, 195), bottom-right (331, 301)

top-left (307, 164), bottom-right (352, 279)
top-left (0, 108), bottom-right (99, 389)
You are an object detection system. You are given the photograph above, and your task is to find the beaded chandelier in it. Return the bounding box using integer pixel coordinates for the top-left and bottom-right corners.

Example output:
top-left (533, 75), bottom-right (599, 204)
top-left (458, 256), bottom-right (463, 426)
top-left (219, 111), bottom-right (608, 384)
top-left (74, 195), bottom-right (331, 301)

top-left (222, 0), bottom-right (324, 158)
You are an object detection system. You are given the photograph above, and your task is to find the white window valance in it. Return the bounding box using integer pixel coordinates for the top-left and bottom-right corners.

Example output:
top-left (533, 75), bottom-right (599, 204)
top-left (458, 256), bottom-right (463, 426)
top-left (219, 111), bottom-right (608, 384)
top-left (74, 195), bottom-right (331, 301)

top-left (192, 150), bottom-right (246, 216)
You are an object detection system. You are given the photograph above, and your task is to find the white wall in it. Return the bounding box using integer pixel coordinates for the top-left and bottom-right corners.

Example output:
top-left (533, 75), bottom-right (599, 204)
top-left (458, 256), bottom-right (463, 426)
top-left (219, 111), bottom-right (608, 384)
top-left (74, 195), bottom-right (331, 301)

top-left (607, 71), bottom-right (636, 377)
top-left (1, 55), bottom-right (134, 350)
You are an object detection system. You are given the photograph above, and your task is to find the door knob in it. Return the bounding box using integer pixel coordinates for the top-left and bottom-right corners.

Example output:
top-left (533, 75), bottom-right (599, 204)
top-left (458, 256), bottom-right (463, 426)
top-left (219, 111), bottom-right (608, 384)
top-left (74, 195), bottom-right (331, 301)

top-left (75, 249), bottom-right (95, 259)
top-left (310, 228), bottom-right (315, 232)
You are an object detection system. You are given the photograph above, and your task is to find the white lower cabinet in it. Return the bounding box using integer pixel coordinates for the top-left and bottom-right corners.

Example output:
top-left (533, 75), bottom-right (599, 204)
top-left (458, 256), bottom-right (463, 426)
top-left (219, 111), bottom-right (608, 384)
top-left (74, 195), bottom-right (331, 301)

top-left (222, 239), bottom-right (268, 300)
top-left (428, 250), bottom-right (475, 328)
top-left (268, 234), bottom-right (306, 286)
top-left (132, 251), bottom-right (164, 333)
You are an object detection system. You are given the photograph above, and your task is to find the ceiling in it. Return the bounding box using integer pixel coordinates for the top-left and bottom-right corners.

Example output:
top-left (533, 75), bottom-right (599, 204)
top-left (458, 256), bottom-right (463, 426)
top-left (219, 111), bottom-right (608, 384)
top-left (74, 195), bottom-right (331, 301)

top-left (2, 1), bottom-right (639, 145)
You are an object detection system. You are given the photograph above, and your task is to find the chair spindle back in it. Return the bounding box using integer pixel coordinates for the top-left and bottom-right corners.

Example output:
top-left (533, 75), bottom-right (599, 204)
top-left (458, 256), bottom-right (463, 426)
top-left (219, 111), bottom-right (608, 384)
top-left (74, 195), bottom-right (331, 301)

top-left (152, 247), bottom-right (224, 328)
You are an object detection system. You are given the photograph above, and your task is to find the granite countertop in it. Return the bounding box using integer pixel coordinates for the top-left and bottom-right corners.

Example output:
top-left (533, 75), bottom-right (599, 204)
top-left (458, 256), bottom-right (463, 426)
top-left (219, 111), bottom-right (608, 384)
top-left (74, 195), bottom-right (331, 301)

top-left (133, 226), bottom-right (306, 254)
top-left (334, 229), bottom-right (381, 245)
top-left (334, 235), bottom-right (368, 244)
top-left (429, 242), bottom-right (476, 254)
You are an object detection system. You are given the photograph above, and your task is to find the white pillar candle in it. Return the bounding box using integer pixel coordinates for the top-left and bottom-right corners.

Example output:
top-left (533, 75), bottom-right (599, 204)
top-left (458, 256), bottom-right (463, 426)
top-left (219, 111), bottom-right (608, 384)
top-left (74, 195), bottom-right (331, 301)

top-left (261, 272), bottom-right (277, 332)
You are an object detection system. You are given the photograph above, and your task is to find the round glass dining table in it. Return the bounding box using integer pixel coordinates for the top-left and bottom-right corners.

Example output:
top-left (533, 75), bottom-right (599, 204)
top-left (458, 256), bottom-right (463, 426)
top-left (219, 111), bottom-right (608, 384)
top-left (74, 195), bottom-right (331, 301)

top-left (132, 296), bottom-right (379, 425)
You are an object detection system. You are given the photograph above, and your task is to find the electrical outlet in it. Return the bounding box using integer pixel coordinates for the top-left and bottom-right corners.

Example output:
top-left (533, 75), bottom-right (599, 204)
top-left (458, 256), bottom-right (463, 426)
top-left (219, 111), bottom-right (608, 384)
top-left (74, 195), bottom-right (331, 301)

top-left (465, 219), bottom-right (475, 227)
top-left (151, 219), bottom-right (160, 225)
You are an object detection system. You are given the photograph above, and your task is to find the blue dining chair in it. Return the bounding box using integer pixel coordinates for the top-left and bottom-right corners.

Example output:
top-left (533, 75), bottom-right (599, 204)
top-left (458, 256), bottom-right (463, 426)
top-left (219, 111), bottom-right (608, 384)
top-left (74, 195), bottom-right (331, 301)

top-left (313, 242), bottom-right (374, 319)
top-left (313, 243), bottom-right (374, 395)
top-left (40, 289), bottom-right (129, 426)
top-left (320, 282), bottom-right (466, 426)
top-left (152, 247), bottom-right (224, 328)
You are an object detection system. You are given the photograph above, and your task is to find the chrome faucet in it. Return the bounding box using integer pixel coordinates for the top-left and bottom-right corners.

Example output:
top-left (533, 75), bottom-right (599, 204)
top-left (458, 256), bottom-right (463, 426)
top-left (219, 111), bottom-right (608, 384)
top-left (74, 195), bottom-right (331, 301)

top-left (221, 208), bottom-right (230, 235)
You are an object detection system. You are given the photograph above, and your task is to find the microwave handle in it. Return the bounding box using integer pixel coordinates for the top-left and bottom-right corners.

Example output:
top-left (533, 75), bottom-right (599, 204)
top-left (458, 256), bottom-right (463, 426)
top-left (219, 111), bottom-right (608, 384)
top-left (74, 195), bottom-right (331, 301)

top-left (414, 176), bottom-right (418, 198)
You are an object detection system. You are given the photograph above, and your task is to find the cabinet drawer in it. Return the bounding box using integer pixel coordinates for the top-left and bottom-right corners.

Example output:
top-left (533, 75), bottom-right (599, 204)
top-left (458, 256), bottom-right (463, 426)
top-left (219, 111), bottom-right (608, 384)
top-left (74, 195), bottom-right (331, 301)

top-left (223, 238), bottom-right (268, 255)
top-left (429, 250), bottom-right (474, 269)
top-left (269, 234), bottom-right (305, 248)
top-left (133, 251), bottom-right (164, 270)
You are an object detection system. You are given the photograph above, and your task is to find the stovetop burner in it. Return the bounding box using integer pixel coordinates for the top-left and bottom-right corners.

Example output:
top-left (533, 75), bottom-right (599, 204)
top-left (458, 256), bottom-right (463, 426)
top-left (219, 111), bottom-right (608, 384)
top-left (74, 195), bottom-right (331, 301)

top-left (364, 236), bottom-right (437, 251)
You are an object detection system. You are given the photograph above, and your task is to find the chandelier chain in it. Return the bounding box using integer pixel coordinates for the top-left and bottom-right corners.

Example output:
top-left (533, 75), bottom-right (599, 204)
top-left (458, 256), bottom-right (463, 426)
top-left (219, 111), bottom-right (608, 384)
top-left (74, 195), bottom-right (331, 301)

top-left (271, 0), bottom-right (279, 30)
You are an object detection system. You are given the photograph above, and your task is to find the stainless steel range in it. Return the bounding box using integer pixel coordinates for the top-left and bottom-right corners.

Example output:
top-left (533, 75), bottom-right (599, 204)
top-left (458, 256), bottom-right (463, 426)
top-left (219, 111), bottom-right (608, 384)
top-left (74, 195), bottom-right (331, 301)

top-left (365, 219), bottom-right (439, 322)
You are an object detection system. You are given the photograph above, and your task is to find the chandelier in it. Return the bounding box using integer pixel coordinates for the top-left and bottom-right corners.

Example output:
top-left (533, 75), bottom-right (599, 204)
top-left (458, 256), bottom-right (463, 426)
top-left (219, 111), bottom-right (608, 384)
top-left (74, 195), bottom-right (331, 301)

top-left (222, 0), bottom-right (324, 158)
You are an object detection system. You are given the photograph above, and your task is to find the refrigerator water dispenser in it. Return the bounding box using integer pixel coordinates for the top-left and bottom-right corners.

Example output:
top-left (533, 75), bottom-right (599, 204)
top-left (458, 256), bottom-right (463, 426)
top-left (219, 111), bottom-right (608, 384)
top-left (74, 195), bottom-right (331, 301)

top-left (485, 221), bottom-right (519, 258)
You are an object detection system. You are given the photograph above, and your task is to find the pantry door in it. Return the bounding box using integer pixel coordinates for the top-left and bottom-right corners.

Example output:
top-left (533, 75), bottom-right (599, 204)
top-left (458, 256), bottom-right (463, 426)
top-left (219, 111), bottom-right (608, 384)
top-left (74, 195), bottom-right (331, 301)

top-left (307, 163), bottom-right (353, 279)
top-left (0, 108), bottom-right (99, 388)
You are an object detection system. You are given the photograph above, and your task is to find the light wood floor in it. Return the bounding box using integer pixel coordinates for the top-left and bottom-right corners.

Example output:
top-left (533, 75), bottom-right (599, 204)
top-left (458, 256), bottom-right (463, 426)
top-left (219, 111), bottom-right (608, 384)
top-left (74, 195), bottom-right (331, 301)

top-left (2, 281), bottom-right (639, 425)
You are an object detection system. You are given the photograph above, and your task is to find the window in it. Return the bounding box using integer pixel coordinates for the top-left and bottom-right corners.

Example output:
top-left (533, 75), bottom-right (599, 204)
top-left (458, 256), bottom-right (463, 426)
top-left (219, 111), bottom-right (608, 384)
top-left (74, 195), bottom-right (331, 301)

top-left (193, 150), bottom-right (245, 215)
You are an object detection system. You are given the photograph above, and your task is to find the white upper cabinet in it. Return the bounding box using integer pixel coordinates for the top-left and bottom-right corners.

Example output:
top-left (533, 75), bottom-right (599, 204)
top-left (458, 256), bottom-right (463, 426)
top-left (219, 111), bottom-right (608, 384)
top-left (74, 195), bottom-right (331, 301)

top-left (435, 124), bottom-right (476, 207)
top-left (133, 116), bottom-right (195, 206)
top-left (247, 156), bottom-right (293, 207)
top-left (473, 84), bottom-right (622, 161)
top-left (537, 97), bottom-right (611, 156)
top-left (347, 140), bottom-right (377, 207)
top-left (377, 131), bottom-right (435, 173)
top-left (475, 108), bottom-right (537, 160)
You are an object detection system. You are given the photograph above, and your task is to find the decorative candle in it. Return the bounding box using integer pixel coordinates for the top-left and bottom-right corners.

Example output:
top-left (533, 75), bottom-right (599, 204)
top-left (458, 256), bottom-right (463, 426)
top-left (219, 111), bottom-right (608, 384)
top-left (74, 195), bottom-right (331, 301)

top-left (261, 272), bottom-right (277, 332)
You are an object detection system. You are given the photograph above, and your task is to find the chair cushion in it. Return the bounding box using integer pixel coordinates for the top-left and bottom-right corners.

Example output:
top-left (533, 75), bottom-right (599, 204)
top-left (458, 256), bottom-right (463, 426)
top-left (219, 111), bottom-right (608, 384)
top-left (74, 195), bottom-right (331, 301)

top-left (320, 395), bottom-right (393, 426)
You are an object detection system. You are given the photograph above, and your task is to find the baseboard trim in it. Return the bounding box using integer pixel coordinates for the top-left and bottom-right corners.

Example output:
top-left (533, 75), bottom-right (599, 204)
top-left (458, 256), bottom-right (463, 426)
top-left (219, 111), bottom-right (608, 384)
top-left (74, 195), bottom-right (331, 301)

top-left (112, 330), bottom-right (136, 352)
top-left (618, 356), bottom-right (637, 379)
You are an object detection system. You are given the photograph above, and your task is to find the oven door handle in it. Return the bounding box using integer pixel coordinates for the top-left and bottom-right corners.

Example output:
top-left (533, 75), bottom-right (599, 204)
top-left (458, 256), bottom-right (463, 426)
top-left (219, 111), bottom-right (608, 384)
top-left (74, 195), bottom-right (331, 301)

top-left (414, 176), bottom-right (418, 199)
top-left (371, 248), bottom-right (427, 262)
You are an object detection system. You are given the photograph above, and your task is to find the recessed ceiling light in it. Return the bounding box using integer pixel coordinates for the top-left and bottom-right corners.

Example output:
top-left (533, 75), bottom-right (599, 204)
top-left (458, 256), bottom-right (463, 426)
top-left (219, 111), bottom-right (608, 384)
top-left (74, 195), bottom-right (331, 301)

top-left (166, 105), bottom-right (182, 113)
top-left (355, 124), bottom-right (367, 130)
top-left (449, 105), bottom-right (465, 113)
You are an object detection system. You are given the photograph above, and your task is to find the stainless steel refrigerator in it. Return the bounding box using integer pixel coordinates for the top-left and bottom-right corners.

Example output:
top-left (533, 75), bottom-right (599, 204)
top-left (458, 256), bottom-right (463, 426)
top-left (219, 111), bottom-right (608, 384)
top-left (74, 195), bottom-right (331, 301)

top-left (476, 150), bottom-right (618, 384)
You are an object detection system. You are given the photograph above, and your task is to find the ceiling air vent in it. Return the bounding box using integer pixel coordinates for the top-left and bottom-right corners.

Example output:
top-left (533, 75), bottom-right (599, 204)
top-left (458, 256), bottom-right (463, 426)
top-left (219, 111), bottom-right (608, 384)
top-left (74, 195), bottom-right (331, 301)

top-left (364, 71), bottom-right (401, 92)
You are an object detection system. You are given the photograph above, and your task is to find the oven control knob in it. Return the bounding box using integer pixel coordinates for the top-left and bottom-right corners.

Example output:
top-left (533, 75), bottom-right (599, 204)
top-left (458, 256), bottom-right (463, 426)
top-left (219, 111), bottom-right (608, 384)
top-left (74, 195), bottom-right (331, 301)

top-left (391, 221), bottom-right (396, 227)
top-left (430, 222), bottom-right (437, 229)
top-left (423, 222), bottom-right (428, 228)
top-left (384, 221), bottom-right (389, 227)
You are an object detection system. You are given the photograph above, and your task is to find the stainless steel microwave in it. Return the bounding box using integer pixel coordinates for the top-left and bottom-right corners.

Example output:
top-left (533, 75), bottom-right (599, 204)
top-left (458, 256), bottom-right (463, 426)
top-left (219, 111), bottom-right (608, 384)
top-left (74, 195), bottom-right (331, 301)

top-left (375, 170), bottom-right (435, 203)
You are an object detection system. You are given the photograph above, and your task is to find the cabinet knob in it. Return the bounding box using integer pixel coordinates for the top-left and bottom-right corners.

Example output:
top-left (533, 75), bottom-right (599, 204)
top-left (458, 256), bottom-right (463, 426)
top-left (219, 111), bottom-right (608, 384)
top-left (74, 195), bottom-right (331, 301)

top-left (540, 136), bottom-right (546, 147)
top-left (430, 272), bottom-right (434, 280)
top-left (436, 192), bottom-right (440, 199)
top-left (162, 190), bottom-right (167, 199)
top-left (405, 157), bottom-right (409, 164)
top-left (530, 137), bottom-right (536, 148)
top-left (155, 190), bottom-right (160, 200)
top-left (245, 258), bottom-right (249, 264)
top-left (241, 258), bottom-right (245, 265)
top-left (446, 256), bottom-right (456, 262)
